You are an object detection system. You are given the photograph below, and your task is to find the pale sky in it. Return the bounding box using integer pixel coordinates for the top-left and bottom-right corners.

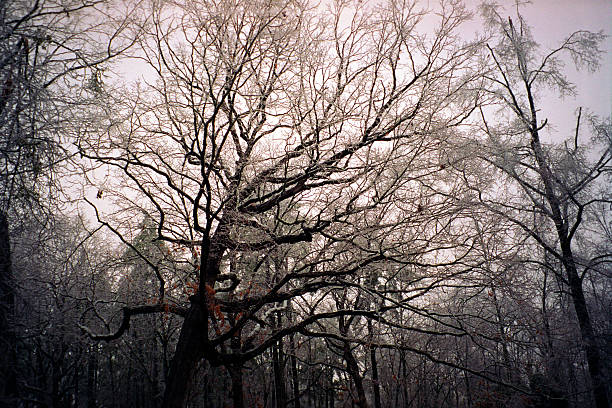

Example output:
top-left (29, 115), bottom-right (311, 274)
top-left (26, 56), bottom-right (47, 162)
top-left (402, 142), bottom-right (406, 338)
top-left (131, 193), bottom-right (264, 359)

top-left (490, 0), bottom-right (612, 141)
top-left (87, 0), bottom-right (612, 226)
top-left (114, 0), bottom-right (611, 145)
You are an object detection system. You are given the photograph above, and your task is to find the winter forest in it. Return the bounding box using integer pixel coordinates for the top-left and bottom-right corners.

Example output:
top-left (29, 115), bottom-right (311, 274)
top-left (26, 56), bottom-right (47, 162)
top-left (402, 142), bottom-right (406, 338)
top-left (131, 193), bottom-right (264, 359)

top-left (0, 0), bottom-right (611, 407)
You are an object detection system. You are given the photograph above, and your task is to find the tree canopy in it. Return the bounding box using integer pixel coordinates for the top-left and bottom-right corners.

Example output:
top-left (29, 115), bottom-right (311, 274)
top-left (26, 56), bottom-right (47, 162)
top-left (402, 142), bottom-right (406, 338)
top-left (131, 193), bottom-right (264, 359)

top-left (1, 1), bottom-right (610, 407)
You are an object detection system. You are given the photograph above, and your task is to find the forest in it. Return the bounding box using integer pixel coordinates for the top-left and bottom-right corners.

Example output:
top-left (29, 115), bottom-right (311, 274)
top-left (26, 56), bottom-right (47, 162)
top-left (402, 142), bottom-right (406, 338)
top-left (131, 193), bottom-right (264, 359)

top-left (0, 0), bottom-right (610, 407)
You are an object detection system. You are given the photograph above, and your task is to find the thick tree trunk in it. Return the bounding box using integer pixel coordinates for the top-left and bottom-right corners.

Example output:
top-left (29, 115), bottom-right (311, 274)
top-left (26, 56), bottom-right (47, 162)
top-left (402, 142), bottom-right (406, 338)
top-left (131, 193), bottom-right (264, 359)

top-left (0, 210), bottom-right (17, 405)
top-left (161, 299), bottom-right (208, 408)
top-left (342, 341), bottom-right (368, 408)
top-left (162, 233), bottom-right (226, 407)
top-left (229, 364), bottom-right (244, 408)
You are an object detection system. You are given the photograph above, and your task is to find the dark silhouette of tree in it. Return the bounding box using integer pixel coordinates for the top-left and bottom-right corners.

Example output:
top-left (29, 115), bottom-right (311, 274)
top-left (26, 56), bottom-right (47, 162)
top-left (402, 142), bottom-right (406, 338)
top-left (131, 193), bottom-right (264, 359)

top-left (2, 1), bottom-right (606, 407)
top-left (461, 3), bottom-right (611, 407)
top-left (76, 0), bottom-right (484, 406)
top-left (0, 0), bottom-right (136, 404)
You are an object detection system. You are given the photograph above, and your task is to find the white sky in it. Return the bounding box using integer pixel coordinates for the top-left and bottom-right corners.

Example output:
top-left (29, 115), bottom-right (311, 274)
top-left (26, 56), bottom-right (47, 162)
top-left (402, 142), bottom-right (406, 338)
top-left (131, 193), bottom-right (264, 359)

top-left (84, 0), bottom-right (612, 235)
top-left (488, 0), bottom-right (612, 141)
top-left (117, 0), bottom-right (612, 141)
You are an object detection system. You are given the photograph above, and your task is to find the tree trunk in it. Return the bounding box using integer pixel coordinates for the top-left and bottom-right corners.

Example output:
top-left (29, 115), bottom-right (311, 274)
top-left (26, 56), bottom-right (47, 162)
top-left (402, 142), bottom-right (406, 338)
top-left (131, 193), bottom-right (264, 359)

top-left (87, 348), bottom-right (97, 408)
top-left (162, 234), bottom-right (226, 407)
top-left (108, 353), bottom-right (116, 408)
top-left (491, 288), bottom-right (515, 383)
top-left (289, 334), bottom-right (301, 408)
top-left (73, 353), bottom-right (80, 408)
top-left (401, 350), bottom-right (409, 408)
top-left (0, 210), bottom-right (17, 405)
top-left (342, 341), bottom-right (368, 408)
top-left (273, 339), bottom-right (287, 408)
top-left (229, 364), bottom-right (244, 408)
top-left (463, 340), bottom-right (473, 408)
top-left (327, 366), bottom-right (335, 408)
top-left (161, 299), bottom-right (208, 408)
top-left (52, 353), bottom-right (62, 408)
top-left (562, 244), bottom-right (609, 408)
top-left (367, 319), bottom-right (381, 408)
top-left (529, 129), bottom-right (609, 408)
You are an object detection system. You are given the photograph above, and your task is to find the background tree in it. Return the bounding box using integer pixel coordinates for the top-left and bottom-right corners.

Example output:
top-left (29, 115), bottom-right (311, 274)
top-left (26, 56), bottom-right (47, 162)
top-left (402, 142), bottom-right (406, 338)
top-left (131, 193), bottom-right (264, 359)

top-left (0, 0), bottom-right (136, 404)
top-left (456, 3), bottom-right (611, 407)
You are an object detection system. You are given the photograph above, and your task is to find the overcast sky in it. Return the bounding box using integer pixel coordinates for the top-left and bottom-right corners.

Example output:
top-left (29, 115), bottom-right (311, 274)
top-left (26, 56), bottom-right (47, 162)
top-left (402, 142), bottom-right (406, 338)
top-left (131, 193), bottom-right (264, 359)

top-left (498, 0), bottom-right (612, 142)
top-left (116, 0), bottom-right (612, 142)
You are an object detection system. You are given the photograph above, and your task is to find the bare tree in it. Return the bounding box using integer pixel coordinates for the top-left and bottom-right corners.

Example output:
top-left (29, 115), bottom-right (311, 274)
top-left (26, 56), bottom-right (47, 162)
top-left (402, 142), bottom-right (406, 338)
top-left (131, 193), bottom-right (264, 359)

top-left (460, 3), bottom-right (611, 407)
top-left (0, 0), bottom-right (137, 403)
top-left (76, 0), bottom-right (485, 406)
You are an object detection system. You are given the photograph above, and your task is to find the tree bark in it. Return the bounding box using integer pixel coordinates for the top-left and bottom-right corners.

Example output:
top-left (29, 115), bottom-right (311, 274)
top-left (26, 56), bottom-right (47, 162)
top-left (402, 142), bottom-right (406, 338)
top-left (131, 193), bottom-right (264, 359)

top-left (229, 364), bottom-right (244, 408)
top-left (342, 341), bottom-right (368, 408)
top-left (0, 210), bottom-right (17, 405)
top-left (367, 319), bottom-right (381, 408)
